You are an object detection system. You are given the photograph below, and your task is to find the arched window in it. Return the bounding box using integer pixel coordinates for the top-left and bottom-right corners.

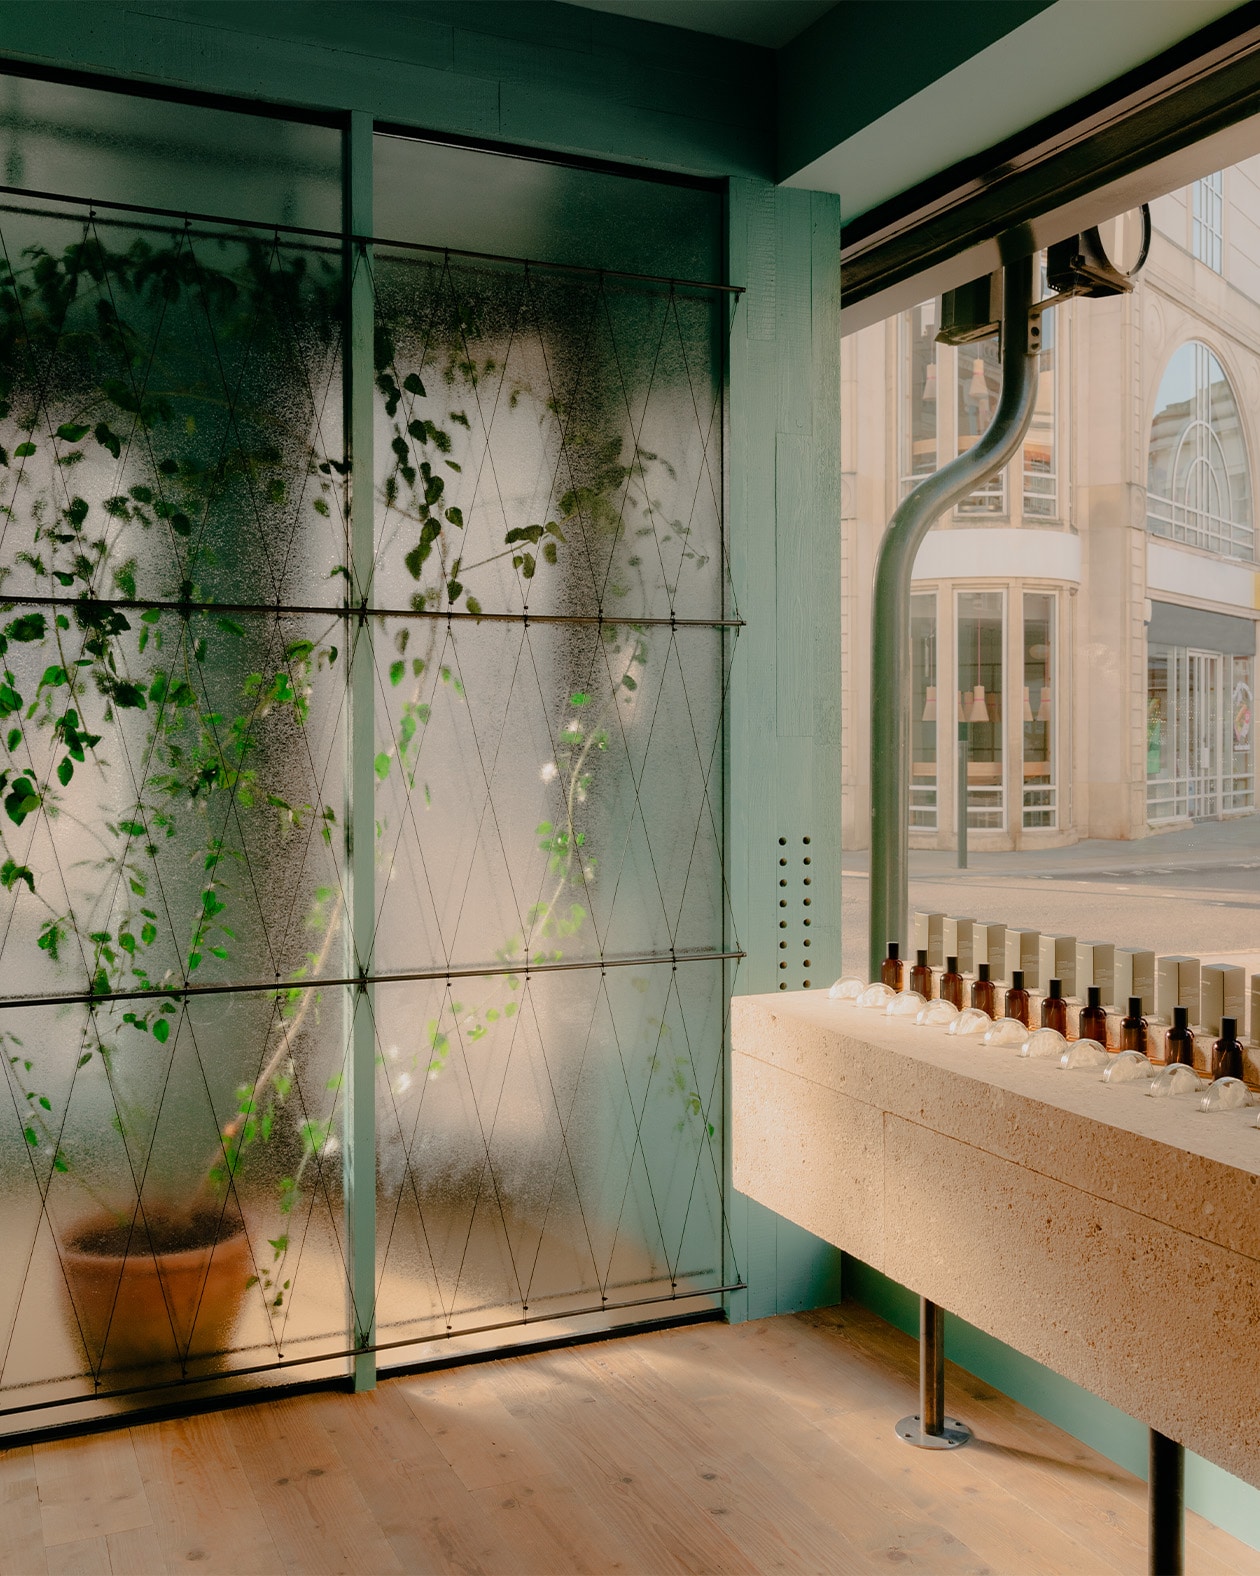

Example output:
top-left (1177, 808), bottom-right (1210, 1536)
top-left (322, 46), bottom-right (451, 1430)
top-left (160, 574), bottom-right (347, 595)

top-left (1147, 341), bottom-right (1253, 560)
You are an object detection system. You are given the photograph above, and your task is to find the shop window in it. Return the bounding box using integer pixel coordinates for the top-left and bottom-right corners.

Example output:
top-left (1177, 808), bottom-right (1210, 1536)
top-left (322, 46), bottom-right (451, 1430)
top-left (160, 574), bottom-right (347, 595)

top-left (956, 337), bottom-right (1004, 514)
top-left (902, 302), bottom-right (938, 491)
top-left (911, 593), bottom-right (938, 829)
top-left (1022, 593), bottom-right (1056, 827)
top-left (957, 591), bottom-right (1005, 829)
top-left (1192, 171), bottom-right (1224, 273)
top-left (1147, 642), bottom-right (1252, 819)
top-left (1147, 341), bottom-right (1253, 560)
top-left (1228, 655), bottom-right (1254, 811)
top-left (1023, 304), bottom-right (1056, 518)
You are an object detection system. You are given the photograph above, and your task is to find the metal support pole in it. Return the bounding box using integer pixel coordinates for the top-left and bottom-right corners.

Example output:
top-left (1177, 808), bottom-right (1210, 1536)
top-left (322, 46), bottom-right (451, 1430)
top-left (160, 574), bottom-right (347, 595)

top-left (1149, 1429), bottom-right (1184, 1576)
top-left (956, 721), bottom-right (969, 870)
top-left (869, 253), bottom-right (1040, 981)
top-left (896, 1298), bottom-right (972, 1448)
top-left (344, 109), bottom-right (377, 1394)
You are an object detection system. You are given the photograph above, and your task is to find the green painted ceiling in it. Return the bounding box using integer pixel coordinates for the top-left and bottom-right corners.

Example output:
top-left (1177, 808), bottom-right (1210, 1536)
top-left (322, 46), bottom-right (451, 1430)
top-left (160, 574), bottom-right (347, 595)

top-left (564, 0), bottom-right (835, 49)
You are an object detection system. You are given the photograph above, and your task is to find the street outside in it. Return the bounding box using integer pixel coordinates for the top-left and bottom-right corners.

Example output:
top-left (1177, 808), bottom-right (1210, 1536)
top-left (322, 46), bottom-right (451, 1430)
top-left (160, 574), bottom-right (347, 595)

top-left (839, 816), bottom-right (1260, 992)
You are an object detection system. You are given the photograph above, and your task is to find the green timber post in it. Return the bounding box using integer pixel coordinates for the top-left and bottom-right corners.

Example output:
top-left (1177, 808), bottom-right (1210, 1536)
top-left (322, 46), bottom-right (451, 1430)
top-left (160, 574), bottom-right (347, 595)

top-left (344, 109), bottom-right (377, 1391)
top-left (726, 178), bottom-right (844, 1321)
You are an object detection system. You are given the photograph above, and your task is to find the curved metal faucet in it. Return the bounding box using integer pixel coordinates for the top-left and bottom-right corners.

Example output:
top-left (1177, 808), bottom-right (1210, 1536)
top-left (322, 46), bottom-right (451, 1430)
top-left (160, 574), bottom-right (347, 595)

top-left (868, 252), bottom-right (1040, 979)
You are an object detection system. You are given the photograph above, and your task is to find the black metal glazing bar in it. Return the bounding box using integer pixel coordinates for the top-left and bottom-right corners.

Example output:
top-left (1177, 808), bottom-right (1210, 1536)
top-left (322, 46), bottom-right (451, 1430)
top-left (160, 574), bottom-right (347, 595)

top-left (0, 593), bottom-right (743, 629)
top-left (0, 949), bottom-right (745, 1013)
top-left (0, 182), bottom-right (743, 295)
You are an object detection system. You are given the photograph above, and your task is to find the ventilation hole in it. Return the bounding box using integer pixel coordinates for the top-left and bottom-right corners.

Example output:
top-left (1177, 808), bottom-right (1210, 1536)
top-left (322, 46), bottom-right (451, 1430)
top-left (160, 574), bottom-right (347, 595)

top-left (802, 857), bottom-right (811, 866)
top-left (802, 836), bottom-right (811, 845)
top-left (804, 939), bottom-right (811, 948)
top-left (779, 899), bottom-right (787, 908)
top-left (779, 920), bottom-right (787, 929)
top-left (779, 858), bottom-right (787, 867)
top-left (803, 878), bottom-right (811, 886)
top-left (779, 961), bottom-right (787, 970)
top-left (779, 940), bottom-right (787, 949)
top-left (803, 979), bottom-right (811, 988)
top-left (779, 879), bottom-right (787, 888)
top-left (779, 982), bottom-right (787, 990)
top-left (803, 918), bottom-right (811, 927)
top-left (778, 837), bottom-right (786, 846)
top-left (803, 898), bottom-right (811, 906)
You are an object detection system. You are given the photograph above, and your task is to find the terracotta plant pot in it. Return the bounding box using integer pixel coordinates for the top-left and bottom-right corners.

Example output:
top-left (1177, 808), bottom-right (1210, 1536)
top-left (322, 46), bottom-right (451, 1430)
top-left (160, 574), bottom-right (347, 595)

top-left (59, 1208), bottom-right (251, 1376)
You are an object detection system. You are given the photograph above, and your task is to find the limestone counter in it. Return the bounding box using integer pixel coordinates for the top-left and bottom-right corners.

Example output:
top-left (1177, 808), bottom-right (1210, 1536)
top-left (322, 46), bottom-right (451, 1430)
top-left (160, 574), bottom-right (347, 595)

top-left (732, 991), bottom-right (1260, 1488)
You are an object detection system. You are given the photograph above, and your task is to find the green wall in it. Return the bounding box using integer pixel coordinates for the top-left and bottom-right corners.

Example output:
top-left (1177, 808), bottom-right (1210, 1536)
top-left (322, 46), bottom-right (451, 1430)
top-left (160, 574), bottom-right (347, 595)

top-left (726, 177), bottom-right (845, 1318)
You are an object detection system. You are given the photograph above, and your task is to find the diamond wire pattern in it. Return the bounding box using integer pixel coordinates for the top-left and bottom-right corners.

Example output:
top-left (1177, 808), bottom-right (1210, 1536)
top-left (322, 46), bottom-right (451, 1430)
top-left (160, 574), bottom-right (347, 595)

top-left (369, 252), bottom-right (735, 1352)
top-left (0, 195), bottom-right (736, 1414)
top-left (0, 204), bottom-right (357, 1404)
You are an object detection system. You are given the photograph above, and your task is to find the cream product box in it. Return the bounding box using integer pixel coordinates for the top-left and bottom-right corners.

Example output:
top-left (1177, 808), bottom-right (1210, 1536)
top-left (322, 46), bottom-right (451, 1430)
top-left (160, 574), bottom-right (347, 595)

top-left (1074, 942), bottom-right (1096, 995)
top-left (984, 924), bottom-right (1008, 981)
top-left (1201, 964), bottom-right (1245, 1035)
top-left (927, 914), bottom-right (956, 969)
top-left (1119, 948), bottom-right (1155, 1015)
top-left (1038, 934), bottom-right (1077, 997)
top-left (1251, 976), bottom-right (1260, 1046)
top-left (1091, 944), bottom-right (1128, 1010)
top-left (913, 912), bottom-right (929, 955)
top-left (1155, 956), bottom-right (1200, 1025)
top-left (953, 918), bottom-right (984, 974)
top-left (1006, 930), bottom-right (1041, 990)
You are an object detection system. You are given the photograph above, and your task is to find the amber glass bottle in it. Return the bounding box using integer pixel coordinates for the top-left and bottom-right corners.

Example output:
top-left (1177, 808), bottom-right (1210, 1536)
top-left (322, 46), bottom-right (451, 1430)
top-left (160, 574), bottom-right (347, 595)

top-left (880, 942), bottom-right (904, 991)
top-left (940, 955), bottom-right (965, 1009)
top-left (1078, 986), bottom-right (1108, 1047)
top-left (971, 962), bottom-right (996, 1018)
top-left (1004, 970), bottom-right (1030, 1028)
top-left (910, 949), bottom-right (933, 999)
top-left (1120, 997), bottom-right (1148, 1055)
top-left (1164, 1005), bottom-right (1194, 1067)
top-left (1041, 978), bottom-right (1068, 1035)
top-left (1212, 1017), bottom-right (1244, 1081)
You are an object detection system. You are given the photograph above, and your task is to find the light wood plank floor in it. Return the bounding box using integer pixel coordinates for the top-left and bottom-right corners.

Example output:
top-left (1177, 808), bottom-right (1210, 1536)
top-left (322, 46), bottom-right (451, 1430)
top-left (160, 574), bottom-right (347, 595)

top-left (0, 1302), bottom-right (1253, 1575)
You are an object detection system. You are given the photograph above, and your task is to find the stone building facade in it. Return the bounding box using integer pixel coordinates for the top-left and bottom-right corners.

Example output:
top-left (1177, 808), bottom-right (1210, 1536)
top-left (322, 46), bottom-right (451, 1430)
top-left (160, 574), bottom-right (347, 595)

top-left (842, 172), bottom-right (1260, 850)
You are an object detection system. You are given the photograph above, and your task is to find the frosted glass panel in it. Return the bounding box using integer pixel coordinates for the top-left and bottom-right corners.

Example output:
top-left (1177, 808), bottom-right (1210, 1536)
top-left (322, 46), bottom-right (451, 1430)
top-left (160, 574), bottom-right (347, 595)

top-left (370, 250), bottom-right (726, 622)
top-left (0, 75), bottom-right (341, 229)
top-left (373, 134), bottom-right (722, 281)
top-left (374, 960), bottom-right (726, 1345)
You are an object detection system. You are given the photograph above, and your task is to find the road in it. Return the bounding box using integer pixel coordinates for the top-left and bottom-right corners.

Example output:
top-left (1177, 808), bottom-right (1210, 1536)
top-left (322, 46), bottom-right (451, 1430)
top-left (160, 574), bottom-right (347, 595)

top-left (838, 819), bottom-right (1260, 986)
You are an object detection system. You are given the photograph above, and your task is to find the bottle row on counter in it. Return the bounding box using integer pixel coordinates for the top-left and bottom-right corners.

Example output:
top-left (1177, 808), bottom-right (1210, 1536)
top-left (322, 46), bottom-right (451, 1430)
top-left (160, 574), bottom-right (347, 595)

top-left (868, 940), bottom-right (1248, 1081)
top-left (829, 963), bottom-right (1255, 1114)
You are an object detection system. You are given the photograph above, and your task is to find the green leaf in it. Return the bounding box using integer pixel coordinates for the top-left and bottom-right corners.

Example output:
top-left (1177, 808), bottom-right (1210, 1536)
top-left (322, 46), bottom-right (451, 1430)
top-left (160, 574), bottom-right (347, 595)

top-left (445, 506), bottom-right (464, 528)
top-left (465, 596), bottom-right (482, 617)
top-left (389, 660), bottom-right (405, 687)
top-left (570, 691), bottom-right (589, 707)
top-left (6, 613), bottom-right (46, 643)
top-left (403, 372), bottom-right (426, 396)
top-left (56, 423), bottom-right (89, 443)
top-left (0, 858), bottom-right (34, 893)
top-left (14, 442), bottom-right (35, 458)
top-left (152, 1017), bottom-right (170, 1044)
top-left (56, 757), bottom-right (73, 786)
top-left (374, 751), bottom-right (391, 781)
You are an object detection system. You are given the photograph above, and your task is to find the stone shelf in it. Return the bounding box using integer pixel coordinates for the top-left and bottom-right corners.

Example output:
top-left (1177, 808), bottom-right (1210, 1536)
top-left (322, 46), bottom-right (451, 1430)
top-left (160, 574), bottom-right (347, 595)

top-left (732, 990), bottom-right (1260, 1489)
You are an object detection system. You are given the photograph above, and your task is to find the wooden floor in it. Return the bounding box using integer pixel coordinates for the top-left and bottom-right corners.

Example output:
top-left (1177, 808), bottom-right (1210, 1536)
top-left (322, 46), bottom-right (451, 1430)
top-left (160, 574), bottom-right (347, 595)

top-left (0, 1302), bottom-right (1253, 1576)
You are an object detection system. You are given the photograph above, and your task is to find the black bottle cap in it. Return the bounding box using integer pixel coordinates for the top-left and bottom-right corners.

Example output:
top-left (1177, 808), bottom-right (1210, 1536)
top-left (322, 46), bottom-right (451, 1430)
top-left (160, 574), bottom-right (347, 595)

top-left (1128, 996), bottom-right (1143, 1018)
top-left (1048, 978), bottom-right (1063, 999)
top-left (1011, 970), bottom-right (1024, 990)
top-left (1173, 1005), bottom-right (1189, 1030)
top-left (916, 949), bottom-right (928, 967)
top-left (978, 963), bottom-right (990, 982)
top-left (887, 942), bottom-right (900, 961)
top-left (1220, 1017), bottom-right (1237, 1041)
top-left (946, 956), bottom-right (958, 974)
top-left (1087, 986), bottom-right (1102, 1009)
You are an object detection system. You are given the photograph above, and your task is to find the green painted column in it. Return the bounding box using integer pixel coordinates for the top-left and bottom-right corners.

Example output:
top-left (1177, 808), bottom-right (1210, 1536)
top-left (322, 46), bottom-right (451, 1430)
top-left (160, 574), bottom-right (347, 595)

top-left (726, 178), bottom-right (843, 1321)
top-left (344, 109), bottom-right (377, 1391)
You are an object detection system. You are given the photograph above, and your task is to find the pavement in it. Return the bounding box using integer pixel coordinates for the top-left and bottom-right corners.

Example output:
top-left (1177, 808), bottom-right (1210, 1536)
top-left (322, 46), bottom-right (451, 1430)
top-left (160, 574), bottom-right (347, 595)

top-left (838, 816), bottom-right (1260, 986)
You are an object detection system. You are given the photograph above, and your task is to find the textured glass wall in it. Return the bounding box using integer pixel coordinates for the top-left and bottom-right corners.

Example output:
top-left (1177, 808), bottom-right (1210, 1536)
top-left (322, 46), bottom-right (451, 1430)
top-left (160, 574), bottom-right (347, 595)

top-left (0, 92), bottom-right (730, 1426)
top-left (366, 243), bottom-right (731, 1352)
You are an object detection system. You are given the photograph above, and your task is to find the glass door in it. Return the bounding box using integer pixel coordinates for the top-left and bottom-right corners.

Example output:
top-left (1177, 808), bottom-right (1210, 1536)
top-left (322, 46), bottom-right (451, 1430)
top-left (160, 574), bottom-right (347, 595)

top-left (1188, 650), bottom-right (1222, 818)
